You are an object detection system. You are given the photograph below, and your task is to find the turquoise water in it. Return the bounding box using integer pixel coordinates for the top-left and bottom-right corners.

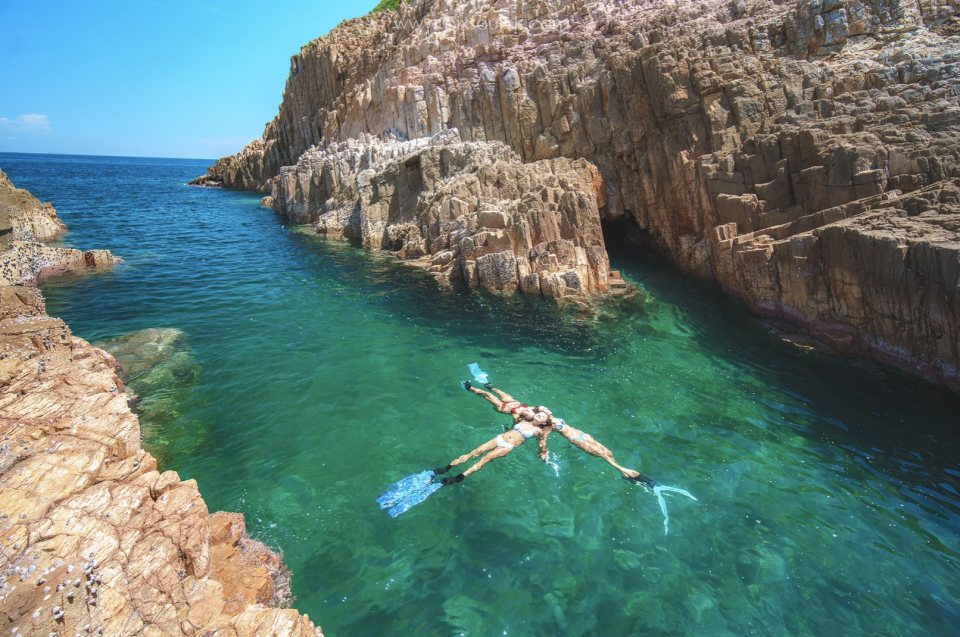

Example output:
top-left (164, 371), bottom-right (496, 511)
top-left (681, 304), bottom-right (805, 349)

top-left (3, 151), bottom-right (960, 636)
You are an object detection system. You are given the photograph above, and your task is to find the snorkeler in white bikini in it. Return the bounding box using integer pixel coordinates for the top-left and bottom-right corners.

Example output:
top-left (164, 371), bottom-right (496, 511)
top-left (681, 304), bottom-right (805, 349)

top-left (432, 411), bottom-right (551, 484)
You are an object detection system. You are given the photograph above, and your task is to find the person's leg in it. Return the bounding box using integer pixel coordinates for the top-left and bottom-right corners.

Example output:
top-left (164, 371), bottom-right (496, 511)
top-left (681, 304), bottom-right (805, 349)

top-left (441, 445), bottom-right (512, 483)
top-left (468, 385), bottom-right (504, 409)
top-left (461, 446), bottom-right (512, 477)
top-left (439, 433), bottom-right (519, 483)
top-left (571, 437), bottom-right (637, 478)
top-left (435, 437), bottom-right (497, 474)
top-left (490, 388), bottom-right (516, 404)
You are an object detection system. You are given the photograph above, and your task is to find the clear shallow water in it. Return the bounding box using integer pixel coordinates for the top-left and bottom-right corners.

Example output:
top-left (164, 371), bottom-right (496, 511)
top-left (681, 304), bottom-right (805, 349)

top-left (3, 151), bottom-right (960, 636)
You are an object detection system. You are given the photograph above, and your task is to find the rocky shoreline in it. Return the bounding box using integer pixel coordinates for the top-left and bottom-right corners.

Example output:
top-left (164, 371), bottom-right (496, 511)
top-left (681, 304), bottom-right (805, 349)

top-left (1, 169), bottom-right (117, 286)
top-left (271, 128), bottom-right (628, 299)
top-left (0, 171), bottom-right (323, 636)
top-left (194, 0), bottom-right (960, 390)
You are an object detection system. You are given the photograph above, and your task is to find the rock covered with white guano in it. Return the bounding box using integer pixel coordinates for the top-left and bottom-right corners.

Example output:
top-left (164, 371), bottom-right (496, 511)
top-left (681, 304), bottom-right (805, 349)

top-left (0, 167), bottom-right (118, 285)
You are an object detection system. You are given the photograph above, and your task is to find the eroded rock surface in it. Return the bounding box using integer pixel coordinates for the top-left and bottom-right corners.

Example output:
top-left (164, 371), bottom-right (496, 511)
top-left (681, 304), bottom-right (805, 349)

top-left (0, 286), bottom-right (323, 637)
top-left (711, 180), bottom-right (960, 387)
top-left (196, 0), bottom-right (960, 386)
top-left (0, 168), bottom-right (116, 285)
top-left (274, 129), bottom-right (625, 298)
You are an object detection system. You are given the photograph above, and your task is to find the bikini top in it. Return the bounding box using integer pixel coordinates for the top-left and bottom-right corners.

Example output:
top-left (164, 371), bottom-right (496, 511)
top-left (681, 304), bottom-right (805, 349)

top-left (513, 421), bottom-right (538, 439)
top-left (508, 403), bottom-right (529, 414)
top-left (553, 418), bottom-right (566, 430)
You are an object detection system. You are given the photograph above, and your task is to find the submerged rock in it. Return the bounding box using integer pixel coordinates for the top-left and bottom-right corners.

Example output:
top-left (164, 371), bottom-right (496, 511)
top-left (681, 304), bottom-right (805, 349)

top-left (97, 327), bottom-right (195, 387)
top-left (96, 328), bottom-right (198, 441)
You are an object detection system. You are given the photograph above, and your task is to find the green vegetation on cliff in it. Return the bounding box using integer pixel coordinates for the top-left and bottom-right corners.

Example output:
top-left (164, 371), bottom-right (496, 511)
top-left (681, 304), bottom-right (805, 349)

top-left (371, 0), bottom-right (410, 12)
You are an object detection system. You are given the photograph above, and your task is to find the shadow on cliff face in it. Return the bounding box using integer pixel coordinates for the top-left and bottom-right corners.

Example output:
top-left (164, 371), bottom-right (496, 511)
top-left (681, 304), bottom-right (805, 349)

top-left (601, 217), bottom-right (960, 493)
top-left (95, 328), bottom-right (200, 461)
top-left (601, 215), bottom-right (666, 257)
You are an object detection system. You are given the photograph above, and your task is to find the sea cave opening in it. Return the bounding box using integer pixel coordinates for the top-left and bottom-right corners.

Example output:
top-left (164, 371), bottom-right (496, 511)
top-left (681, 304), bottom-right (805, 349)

top-left (600, 212), bottom-right (666, 263)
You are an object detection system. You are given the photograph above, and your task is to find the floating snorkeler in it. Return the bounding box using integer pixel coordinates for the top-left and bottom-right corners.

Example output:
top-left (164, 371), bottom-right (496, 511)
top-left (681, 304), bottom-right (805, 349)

top-left (376, 409), bottom-right (550, 517)
top-left (377, 364), bottom-right (698, 533)
top-left (430, 411), bottom-right (550, 484)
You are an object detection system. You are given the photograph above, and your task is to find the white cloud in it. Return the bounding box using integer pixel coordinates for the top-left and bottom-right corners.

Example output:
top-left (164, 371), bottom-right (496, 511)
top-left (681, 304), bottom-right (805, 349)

top-left (0, 114), bottom-right (52, 134)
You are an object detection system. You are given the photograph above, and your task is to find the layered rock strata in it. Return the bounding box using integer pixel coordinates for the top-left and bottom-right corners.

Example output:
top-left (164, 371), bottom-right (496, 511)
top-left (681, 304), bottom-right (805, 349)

top-left (274, 129), bottom-right (626, 297)
top-left (1, 168), bottom-right (116, 285)
top-left (197, 0), bottom-right (960, 387)
top-left (0, 286), bottom-right (323, 637)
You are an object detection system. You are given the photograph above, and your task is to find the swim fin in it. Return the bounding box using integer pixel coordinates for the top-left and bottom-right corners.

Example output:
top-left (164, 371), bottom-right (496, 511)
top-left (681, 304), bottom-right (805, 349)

top-left (650, 485), bottom-right (698, 535)
top-left (467, 363), bottom-right (489, 385)
top-left (624, 473), bottom-right (657, 489)
top-left (377, 470), bottom-right (444, 518)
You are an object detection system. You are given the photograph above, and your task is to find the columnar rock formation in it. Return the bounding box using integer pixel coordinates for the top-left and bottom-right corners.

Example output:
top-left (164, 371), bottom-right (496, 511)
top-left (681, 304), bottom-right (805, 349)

top-left (1, 168), bottom-right (115, 285)
top-left (0, 177), bottom-right (322, 636)
top-left (273, 129), bottom-right (626, 297)
top-left (195, 0), bottom-right (960, 387)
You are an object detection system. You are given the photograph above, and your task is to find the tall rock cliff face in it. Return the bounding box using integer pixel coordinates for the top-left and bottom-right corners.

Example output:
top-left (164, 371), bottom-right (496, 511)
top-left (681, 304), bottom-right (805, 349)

top-left (197, 0), bottom-right (960, 388)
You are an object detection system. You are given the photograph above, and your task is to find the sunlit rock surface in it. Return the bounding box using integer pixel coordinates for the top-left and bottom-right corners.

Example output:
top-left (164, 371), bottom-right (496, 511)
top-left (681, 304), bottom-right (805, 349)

top-left (195, 0), bottom-right (960, 387)
top-left (273, 129), bottom-right (626, 299)
top-left (0, 167), bottom-right (116, 285)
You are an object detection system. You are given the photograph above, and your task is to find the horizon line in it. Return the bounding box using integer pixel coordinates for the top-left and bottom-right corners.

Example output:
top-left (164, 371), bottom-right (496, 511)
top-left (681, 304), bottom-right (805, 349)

top-left (0, 150), bottom-right (218, 163)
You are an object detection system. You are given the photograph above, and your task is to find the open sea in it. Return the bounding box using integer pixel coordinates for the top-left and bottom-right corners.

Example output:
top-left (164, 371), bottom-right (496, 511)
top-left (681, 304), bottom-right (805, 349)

top-left (3, 151), bottom-right (960, 636)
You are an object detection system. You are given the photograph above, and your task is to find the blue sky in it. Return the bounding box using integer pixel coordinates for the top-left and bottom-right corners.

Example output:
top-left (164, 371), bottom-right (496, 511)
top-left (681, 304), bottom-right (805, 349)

top-left (0, 0), bottom-right (377, 159)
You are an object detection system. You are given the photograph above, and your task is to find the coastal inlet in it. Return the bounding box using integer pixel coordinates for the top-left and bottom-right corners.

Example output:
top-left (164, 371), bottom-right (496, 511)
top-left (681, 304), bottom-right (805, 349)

top-left (7, 152), bottom-right (960, 637)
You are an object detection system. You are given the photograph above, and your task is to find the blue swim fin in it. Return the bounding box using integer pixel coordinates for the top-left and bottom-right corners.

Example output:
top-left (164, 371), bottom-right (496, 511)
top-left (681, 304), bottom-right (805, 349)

top-left (377, 470), bottom-right (444, 518)
top-left (467, 363), bottom-right (489, 385)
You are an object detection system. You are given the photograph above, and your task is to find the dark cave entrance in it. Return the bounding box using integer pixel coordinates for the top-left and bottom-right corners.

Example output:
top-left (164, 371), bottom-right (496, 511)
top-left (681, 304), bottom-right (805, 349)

top-left (600, 214), bottom-right (665, 261)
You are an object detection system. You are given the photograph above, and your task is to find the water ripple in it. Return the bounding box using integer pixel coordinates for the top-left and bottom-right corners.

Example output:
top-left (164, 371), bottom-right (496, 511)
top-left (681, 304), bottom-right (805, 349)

top-left (2, 151), bottom-right (959, 636)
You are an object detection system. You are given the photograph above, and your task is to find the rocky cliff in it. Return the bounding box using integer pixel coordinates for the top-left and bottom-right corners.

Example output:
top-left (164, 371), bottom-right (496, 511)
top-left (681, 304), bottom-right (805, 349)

top-left (1, 169), bottom-right (116, 285)
top-left (272, 129), bottom-right (626, 297)
top-left (0, 177), bottom-right (323, 636)
top-left (196, 0), bottom-right (960, 388)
